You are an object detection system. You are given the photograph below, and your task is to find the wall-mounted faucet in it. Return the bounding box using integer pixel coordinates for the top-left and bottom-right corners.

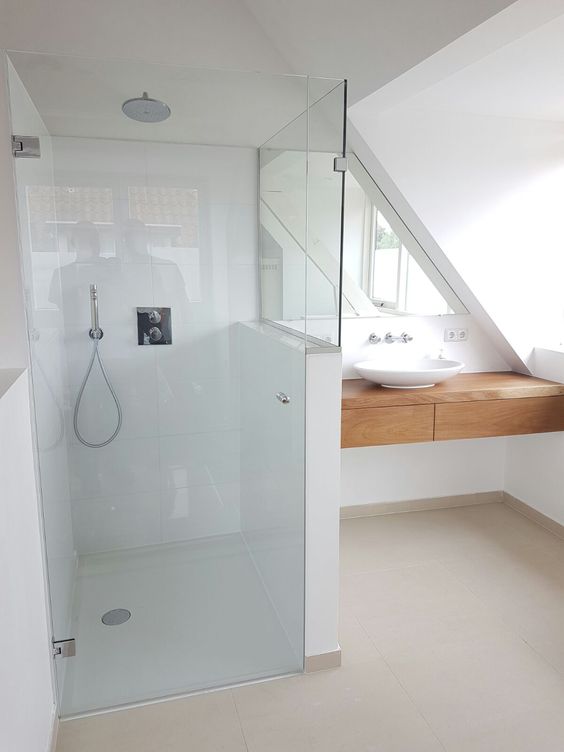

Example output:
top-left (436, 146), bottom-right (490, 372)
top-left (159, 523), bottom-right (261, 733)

top-left (385, 331), bottom-right (413, 344)
top-left (368, 331), bottom-right (413, 344)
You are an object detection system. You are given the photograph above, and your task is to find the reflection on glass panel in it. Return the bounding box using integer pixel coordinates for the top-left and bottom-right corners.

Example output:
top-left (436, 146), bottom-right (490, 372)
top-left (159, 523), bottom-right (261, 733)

top-left (343, 155), bottom-right (467, 317)
top-left (128, 186), bottom-right (199, 264)
top-left (259, 109), bottom-right (308, 328)
top-left (259, 80), bottom-right (346, 346)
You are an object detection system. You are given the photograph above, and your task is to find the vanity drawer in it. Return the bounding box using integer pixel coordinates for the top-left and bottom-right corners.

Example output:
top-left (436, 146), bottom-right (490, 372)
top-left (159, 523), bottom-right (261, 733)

top-left (341, 404), bottom-right (435, 448)
top-left (435, 395), bottom-right (564, 440)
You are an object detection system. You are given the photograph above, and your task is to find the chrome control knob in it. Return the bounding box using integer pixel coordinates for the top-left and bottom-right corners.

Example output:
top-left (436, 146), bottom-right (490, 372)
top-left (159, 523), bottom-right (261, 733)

top-left (148, 310), bottom-right (162, 324)
top-left (149, 326), bottom-right (163, 342)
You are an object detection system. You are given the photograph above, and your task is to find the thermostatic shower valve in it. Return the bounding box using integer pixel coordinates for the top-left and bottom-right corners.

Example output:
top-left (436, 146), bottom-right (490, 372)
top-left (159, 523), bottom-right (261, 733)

top-left (137, 307), bottom-right (172, 345)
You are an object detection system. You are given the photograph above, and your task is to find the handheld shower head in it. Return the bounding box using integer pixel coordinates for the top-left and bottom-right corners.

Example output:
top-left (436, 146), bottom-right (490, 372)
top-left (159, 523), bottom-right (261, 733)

top-left (89, 283), bottom-right (102, 339)
top-left (74, 283), bottom-right (122, 448)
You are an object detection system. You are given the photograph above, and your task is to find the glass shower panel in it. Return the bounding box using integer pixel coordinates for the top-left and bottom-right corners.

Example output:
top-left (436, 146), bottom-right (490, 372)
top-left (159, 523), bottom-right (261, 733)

top-left (259, 108), bottom-right (309, 329)
top-left (259, 78), bottom-right (347, 346)
top-left (306, 81), bottom-right (347, 346)
top-left (7, 60), bottom-right (75, 710)
top-left (8, 51), bottom-right (341, 716)
top-left (246, 105), bottom-right (309, 672)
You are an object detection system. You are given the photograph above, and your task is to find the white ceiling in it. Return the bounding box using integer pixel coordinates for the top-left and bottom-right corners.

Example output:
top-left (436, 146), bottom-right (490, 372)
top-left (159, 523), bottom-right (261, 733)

top-left (397, 13), bottom-right (564, 122)
top-left (0, 0), bottom-right (289, 76)
top-left (8, 52), bottom-right (343, 147)
top-left (1, 0), bottom-right (518, 109)
top-left (242, 0), bottom-right (518, 103)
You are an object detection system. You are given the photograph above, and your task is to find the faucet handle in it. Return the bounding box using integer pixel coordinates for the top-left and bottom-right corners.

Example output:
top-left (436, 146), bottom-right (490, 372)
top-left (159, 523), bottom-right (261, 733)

top-left (385, 331), bottom-right (413, 343)
top-left (368, 333), bottom-right (382, 344)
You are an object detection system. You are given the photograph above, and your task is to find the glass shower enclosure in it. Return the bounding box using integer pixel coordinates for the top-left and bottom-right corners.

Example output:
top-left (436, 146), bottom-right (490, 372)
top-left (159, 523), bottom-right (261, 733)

top-left (6, 51), bottom-right (346, 715)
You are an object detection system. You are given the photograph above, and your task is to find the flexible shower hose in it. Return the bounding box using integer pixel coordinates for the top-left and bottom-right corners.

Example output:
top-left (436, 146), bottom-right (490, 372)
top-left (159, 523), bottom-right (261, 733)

top-left (73, 338), bottom-right (122, 448)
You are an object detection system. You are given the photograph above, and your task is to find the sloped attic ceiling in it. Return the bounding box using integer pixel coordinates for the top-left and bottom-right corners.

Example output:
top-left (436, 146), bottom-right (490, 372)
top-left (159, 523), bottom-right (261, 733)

top-left (242, 0), bottom-right (516, 103)
top-left (349, 0), bottom-right (564, 373)
top-left (1, 0), bottom-right (517, 99)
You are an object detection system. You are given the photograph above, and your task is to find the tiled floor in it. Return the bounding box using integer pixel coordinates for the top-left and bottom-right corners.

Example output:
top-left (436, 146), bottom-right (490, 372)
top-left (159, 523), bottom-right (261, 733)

top-left (57, 501), bottom-right (564, 751)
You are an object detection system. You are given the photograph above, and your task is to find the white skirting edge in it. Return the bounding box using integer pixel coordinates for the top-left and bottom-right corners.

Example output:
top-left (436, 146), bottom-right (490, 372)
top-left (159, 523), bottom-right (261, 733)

top-left (503, 492), bottom-right (564, 540)
top-left (340, 490), bottom-right (504, 519)
top-left (304, 648), bottom-right (342, 673)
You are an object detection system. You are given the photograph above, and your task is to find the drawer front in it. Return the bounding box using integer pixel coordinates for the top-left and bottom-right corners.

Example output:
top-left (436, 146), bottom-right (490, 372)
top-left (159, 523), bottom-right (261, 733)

top-left (435, 395), bottom-right (564, 440)
top-left (341, 405), bottom-right (435, 448)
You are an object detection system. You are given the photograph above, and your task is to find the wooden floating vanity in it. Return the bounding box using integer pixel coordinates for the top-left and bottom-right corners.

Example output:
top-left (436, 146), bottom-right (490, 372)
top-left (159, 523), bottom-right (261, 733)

top-left (341, 372), bottom-right (564, 448)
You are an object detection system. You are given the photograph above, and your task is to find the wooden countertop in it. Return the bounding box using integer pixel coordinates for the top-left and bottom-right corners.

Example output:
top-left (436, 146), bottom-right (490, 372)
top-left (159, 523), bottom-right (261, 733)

top-left (342, 372), bottom-right (564, 409)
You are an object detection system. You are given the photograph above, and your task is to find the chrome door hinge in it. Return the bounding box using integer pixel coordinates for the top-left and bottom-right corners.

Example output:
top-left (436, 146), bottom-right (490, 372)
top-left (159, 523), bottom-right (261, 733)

top-left (333, 156), bottom-right (348, 173)
top-left (12, 135), bottom-right (41, 158)
top-left (52, 638), bottom-right (76, 658)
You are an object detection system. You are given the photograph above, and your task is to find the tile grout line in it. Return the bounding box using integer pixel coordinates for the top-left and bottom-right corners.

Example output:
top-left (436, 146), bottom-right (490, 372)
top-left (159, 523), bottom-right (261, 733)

top-left (349, 614), bottom-right (448, 752)
top-left (340, 556), bottom-right (447, 578)
top-left (432, 555), bottom-right (564, 683)
top-left (229, 689), bottom-right (250, 752)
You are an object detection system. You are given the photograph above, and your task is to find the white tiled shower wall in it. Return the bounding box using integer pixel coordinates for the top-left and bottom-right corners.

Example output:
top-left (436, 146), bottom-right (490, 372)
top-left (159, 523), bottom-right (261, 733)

top-left (48, 137), bottom-right (259, 553)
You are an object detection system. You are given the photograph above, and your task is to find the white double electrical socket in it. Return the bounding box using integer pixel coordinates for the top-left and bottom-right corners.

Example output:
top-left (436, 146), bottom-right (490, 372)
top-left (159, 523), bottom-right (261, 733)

top-left (444, 328), bottom-right (468, 342)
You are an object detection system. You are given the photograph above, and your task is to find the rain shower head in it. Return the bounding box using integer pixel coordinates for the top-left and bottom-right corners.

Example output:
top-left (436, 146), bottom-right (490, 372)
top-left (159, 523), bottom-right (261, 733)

top-left (122, 92), bottom-right (171, 123)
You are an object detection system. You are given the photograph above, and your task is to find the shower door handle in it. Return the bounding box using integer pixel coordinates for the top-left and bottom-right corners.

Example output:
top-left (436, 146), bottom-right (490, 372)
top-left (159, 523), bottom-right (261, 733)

top-left (276, 392), bottom-right (290, 404)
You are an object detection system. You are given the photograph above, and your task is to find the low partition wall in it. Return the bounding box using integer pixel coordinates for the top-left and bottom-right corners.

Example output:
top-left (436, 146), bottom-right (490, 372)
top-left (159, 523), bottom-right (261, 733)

top-left (239, 322), bottom-right (342, 669)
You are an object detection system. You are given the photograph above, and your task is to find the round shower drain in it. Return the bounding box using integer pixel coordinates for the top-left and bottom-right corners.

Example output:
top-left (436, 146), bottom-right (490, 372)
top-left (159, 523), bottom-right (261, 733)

top-left (101, 608), bottom-right (131, 626)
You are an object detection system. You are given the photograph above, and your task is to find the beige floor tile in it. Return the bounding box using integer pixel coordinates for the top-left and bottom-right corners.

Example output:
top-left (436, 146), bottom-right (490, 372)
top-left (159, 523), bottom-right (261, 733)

top-left (338, 611), bottom-right (382, 667)
top-left (344, 562), bottom-right (507, 662)
top-left (339, 510), bottom-right (464, 574)
top-left (232, 660), bottom-right (444, 752)
top-left (443, 545), bottom-right (564, 640)
top-left (56, 690), bottom-right (247, 752)
top-left (450, 707), bottom-right (564, 752)
top-left (515, 609), bottom-right (564, 676)
top-left (386, 629), bottom-right (564, 751)
top-left (339, 503), bottom-right (564, 576)
top-left (445, 503), bottom-right (564, 555)
top-left (445, 540), bottom-right (564, 600)
top-left (56, 502), bottom-right (564, 752)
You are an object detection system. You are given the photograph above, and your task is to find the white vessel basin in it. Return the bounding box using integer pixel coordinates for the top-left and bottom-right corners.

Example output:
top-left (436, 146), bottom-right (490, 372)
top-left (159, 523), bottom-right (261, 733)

top-left (354, 359), bottom-right (464, 388)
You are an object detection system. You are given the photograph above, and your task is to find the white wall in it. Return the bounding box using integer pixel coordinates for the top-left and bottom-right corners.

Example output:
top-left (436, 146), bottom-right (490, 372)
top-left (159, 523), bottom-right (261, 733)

top-left (349, 5), bottom-right (564, 365)
top-left (0, 371), bottom-right (56, 752)
top-left (0, 59), bottom-right (28, 368)
top-left (505, 433), bottom-right (564, 525)
top-left (342, 438), bottom-right (506, 508)
top-left (48, 136), bottom-right (258, 554)
top-left (504, 347), bottom-right (564, 524)
top-left (305, 350), bottom-right (341, 659)
top-left (343, 3), bottom-right (564, 517)
top-left (341, 313), bottom-right (509, 379)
